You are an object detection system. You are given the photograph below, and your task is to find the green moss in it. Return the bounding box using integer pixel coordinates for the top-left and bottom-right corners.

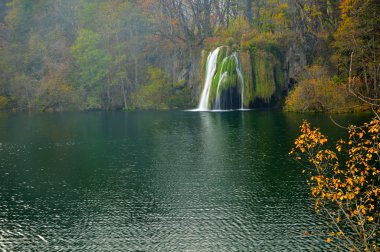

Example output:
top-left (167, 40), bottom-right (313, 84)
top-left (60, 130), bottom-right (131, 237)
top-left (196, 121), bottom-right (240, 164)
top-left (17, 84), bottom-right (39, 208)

top-left (252, 51), bottom-right (276, 101)
top-left (250, 49), bottom-right (285, 103)
top-left (241, 51), bottom-right (254, 107)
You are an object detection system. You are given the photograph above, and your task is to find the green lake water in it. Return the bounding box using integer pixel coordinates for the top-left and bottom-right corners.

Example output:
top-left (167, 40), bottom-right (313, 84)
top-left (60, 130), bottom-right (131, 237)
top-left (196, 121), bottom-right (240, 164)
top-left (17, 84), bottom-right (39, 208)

top-left (0, 110), bottom-right (369, 251)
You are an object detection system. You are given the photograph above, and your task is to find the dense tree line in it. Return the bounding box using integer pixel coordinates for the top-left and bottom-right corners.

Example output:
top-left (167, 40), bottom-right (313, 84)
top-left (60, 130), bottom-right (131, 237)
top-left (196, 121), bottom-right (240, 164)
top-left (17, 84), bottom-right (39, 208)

top-left (0, 0), bottom-right (378, 111)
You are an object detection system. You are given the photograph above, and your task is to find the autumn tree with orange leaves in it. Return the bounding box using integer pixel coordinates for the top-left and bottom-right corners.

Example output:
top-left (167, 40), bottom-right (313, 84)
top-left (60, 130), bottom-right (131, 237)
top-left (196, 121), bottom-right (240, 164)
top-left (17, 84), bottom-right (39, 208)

top-left (290, 113), bottom-right (380, 251)
top-left (290, 1), bottom-right (380, 242)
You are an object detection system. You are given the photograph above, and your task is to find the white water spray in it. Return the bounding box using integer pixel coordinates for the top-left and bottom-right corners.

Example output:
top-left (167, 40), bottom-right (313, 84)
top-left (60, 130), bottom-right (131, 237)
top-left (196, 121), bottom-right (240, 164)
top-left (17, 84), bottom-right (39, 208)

top-left (237, 68), bottom-right (245, 109)
top-left (233, 53), bottom-right (245, 109)
top-left (196, 47), bottom-right (221, 111)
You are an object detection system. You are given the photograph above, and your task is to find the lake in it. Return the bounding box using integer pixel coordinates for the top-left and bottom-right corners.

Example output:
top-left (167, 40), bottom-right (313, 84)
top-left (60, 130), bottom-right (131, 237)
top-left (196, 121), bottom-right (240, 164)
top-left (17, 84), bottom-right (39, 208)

top-left (0, 110), bottom-right (369, 251)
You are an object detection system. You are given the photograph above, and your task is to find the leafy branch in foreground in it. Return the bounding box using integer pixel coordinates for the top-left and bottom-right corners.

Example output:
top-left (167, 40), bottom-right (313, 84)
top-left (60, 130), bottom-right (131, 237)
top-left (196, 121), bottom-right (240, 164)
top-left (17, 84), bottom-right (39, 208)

top-left (290, 114), bottom-right (380, 251)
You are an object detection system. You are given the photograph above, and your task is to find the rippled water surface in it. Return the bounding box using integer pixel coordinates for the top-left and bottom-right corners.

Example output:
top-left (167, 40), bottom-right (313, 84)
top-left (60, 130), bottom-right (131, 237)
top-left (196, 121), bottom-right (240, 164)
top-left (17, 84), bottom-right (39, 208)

top-left (0, 111), bottom-right (369, 251)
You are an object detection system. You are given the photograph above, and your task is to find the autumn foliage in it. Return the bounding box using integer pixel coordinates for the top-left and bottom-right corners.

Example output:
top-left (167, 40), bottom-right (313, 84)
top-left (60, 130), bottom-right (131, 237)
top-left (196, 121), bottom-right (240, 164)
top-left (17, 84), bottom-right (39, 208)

top-left (290, 114), bottom-right (380, 251)
top-left (284, 66), bottom-right (367, 113)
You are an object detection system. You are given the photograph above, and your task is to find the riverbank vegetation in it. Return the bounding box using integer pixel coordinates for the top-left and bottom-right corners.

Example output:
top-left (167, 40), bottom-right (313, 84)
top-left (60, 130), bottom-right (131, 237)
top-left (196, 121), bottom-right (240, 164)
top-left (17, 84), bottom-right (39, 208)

top-left (285, 0), bottom-right (379, 112)
top-left (285, 66), bottom-right (369, 113)
top-left (0, 0), bottom-right (378, 111)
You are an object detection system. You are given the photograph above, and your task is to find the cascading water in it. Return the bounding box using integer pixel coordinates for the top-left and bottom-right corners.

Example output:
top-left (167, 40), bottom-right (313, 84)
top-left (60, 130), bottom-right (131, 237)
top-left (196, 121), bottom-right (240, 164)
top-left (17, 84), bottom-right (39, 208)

top-left (233, 53), bottom-right (245, 110)
top-left (195, 47), bottom-right (245, 111)
top-left (196, 47), bottom-right (221, 111)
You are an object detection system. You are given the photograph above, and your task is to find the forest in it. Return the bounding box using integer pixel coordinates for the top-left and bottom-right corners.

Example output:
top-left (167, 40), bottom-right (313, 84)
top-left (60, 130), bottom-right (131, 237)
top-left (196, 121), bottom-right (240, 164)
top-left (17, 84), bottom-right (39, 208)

top-left (0, 0), bottom-right (379, 111)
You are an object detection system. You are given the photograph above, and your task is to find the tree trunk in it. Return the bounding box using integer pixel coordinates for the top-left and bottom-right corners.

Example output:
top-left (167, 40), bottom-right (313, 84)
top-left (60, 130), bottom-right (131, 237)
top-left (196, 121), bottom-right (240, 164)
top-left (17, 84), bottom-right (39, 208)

top-left (107, 76), bottom-right (111, 111)
top-left (134, 57), bottom-right (139, 86)
top-left (213, 1), bottom-right (224, 26)
top-left (121, 81), bottom-right (127, 109)
top-left (203, 0), bottom-right (212, 36)
top-left (245, 0), bottom-right (253, 27)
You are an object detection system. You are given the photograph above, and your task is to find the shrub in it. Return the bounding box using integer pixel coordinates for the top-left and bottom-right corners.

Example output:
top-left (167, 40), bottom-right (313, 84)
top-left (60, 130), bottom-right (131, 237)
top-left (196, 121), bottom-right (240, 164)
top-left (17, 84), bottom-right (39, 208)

top-left (0, 96), bottom-right (9, 109)
top-left (285, 65), bottom-right (362, 113)
top-left (290, 116), bottom-right (380, 251)
top-left (130, 67), bottom-right (191, 110)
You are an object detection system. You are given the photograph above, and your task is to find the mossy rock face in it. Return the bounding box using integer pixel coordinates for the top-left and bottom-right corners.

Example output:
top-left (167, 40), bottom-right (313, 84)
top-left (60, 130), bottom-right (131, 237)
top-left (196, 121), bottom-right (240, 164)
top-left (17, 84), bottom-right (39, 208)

top-left (240, 51), bottom-right (253, 107)
top-left (252, 51), bottom-right (275, 101)
top-left (251, 49), bottom-right (285, 104)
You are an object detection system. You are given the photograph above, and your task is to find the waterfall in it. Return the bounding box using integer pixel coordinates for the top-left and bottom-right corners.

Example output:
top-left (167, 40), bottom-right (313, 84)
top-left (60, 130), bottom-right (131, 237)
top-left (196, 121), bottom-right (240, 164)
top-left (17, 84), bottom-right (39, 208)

top-left (195, 47), bottom-right (245, 111)
top-left (232, 53), bottom-right (245, 110)
top-left (196, 47), bottom-right (221, 111)
top-left (237, 69), bottom-right (245, 109)
top-left (214, 72), bottom-right (227, 110)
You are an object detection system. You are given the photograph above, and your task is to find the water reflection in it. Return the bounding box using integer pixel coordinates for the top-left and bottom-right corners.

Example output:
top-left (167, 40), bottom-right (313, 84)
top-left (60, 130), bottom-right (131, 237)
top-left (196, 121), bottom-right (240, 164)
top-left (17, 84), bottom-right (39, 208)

top-left (0, 111), bottom-right (369, 250)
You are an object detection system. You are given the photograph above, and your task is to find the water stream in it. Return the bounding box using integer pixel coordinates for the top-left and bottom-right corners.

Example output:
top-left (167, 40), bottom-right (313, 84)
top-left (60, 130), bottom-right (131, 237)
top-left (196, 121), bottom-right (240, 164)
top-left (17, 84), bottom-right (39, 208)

top-left (196, 47), bottom-right (222, 111)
